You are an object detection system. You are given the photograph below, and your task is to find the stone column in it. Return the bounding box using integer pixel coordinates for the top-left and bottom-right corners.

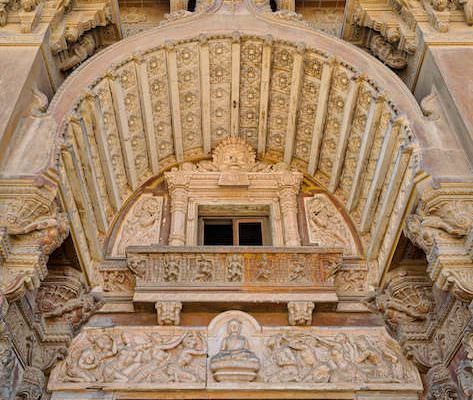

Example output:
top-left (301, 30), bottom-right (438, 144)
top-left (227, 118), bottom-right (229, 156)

top-left (278, 172), bottom-right (302, 246)
top-left (167, 174), bottom-right (190, 246)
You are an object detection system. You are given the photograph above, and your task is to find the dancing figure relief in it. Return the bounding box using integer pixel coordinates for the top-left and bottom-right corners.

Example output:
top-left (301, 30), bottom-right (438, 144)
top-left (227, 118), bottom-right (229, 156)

top-left (263, 332), bottom-right (414, 384)
top-left (59, 330), bottom-right (206, 384)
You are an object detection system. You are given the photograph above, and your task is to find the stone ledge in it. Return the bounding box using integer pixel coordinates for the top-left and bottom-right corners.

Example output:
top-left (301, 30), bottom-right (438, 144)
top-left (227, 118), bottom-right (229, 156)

top-left (133, 291), bottom-right (338, 303)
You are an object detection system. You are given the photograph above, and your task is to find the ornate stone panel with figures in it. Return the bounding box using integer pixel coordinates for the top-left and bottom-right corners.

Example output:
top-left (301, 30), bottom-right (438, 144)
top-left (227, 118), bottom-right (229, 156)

top-left (304, 193), bottom-right (357, 256)
top-left (128, 246), bottom-right (341, 305)
top-left (111, 194), bottom-right (164, 257)
top-left (49, 311), bottom-right (422, 394)
top-left (48, 326), bottom-right (207, 390)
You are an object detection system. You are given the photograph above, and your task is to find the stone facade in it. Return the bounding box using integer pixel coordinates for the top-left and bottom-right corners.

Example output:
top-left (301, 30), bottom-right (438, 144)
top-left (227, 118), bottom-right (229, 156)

top-left (0, 0), bottom-right (472, 399)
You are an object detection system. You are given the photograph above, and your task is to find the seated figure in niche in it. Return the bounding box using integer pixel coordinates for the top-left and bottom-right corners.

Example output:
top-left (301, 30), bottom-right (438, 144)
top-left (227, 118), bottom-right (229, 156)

top-left (210, 319), bottom-right (260, 382)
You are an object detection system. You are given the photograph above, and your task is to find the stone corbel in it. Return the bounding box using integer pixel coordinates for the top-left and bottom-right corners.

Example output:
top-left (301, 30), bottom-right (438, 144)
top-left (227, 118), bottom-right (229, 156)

top-left (436, 267), bottom-right (473, 302)
top-left (49, 0), bottom-right (117, 72)
top-left (402, 341), bottom-right (442, 373)
top-left (36, 265), bottom-right (104, 333)
top-left (0, 0), bottom-right (42, 30)
top-left (155, 301), bottom-right (182, 325)
top-left (365, 265), bottom-right (434, 337)
top-left (0, 174), bottom-right (69, 297)
top-left (344, 0), bottom-right (417, 70)
top-left (287, 301), bottom-right (315, 326)
top-left (404, 184), bottom-right (473, 296)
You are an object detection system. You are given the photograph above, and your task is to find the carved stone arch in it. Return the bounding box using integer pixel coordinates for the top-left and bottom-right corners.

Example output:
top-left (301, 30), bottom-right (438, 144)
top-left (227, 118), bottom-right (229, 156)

top-left (2, 1), bottom-right (473, 398)
top-left (41, 22), bottom-right (432, 289)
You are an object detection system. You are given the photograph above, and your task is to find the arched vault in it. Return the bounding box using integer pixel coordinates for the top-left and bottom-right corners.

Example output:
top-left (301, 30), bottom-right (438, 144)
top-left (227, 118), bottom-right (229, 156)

top-left (2, 0), bottom-right (471, 289)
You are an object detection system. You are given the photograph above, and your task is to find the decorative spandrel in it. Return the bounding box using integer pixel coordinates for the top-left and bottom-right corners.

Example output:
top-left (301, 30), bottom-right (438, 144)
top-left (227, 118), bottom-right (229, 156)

top-left (110, 194), bottom-right (164, 256)
top-left (304, 194), bottom-right (357, 256)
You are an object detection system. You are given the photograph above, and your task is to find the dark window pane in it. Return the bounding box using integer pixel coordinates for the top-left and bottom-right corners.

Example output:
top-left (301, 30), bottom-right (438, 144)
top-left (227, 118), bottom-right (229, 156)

top-left (204, 222), bottom-right (233, 245)
top-left (187, 0), bottom-right (196, 11)
top-left (238, 222), bottom-right (263, 246)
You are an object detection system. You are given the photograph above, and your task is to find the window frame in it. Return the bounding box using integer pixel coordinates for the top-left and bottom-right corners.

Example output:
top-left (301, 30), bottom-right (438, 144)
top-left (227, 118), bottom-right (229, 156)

top-left (198, 216), bottom-right (270, 246)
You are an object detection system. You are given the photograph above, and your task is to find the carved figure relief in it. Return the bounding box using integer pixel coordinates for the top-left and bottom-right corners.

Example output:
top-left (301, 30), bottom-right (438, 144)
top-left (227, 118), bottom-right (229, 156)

top-left (304, 194), bottom-right (356, 255)
top-left (255, 255), bottom-right (271, 281)
top-left (333, 263), bottom-right (368, 296)
top-left (36, 266), bottom-right (103, 332)
top-left (49, 312), bottom-right (421, 391)
top-left (226, 255), bottom-right (244, 282)
top-left (195, 257), bottom-right (214, 282)
top-left (112, 195), bottom-right (163, 256)
top-left (101, 268), bottom-right (136, 293)
top-left (287, 301), bottom-right (315, 326)
top-left (210, 319), bottom-right (261, 382)
top-left (288, 261), bottom-right (307, 282)
top-left (163, 257), bottom-right (181, 282)
top-left (263, 331), bottom-right (416, 384)
top-left (49, 327), bottom-right (207, 388)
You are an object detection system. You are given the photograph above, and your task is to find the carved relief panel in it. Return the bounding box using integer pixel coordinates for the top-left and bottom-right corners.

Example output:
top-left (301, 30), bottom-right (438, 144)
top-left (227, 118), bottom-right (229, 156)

top-left (110, 194), bottom-right (164, 256)
top-left (129, 247), bottom-right (341, 290)
top-left (304, 193), bottom-right (357, 255)
top-left (49, 311), bottom-right (422, 395)
top-left (48, 326), bottom-right (207, 389)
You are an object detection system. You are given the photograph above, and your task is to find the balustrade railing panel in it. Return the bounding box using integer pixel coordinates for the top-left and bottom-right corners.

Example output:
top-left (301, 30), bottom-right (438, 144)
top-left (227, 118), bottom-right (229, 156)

top-left (127, 246), bottom-right (342, 292)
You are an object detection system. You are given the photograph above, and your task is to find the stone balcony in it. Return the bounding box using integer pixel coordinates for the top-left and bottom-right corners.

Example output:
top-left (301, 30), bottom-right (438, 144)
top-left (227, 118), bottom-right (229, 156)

top-left (127, 246), bottom-right (342, 306)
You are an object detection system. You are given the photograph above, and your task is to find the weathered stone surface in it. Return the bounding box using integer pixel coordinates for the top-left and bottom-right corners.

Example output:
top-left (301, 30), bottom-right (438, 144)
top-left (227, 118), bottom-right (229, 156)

top-left (48, 311), bottom-right (422, 394)
top-left (0, 0), bottom-right (472, 399)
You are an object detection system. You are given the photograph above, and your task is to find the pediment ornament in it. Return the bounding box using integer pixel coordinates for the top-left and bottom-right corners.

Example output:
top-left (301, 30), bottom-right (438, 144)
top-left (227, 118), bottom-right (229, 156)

top-left (179, 137), bottom-right (293, 175)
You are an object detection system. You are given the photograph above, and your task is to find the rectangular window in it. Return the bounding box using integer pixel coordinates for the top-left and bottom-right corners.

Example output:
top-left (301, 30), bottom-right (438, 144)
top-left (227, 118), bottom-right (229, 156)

top-left (203, 219), bottom-right (234, 246)
top-left (200, 217), bottom-right (269, 246)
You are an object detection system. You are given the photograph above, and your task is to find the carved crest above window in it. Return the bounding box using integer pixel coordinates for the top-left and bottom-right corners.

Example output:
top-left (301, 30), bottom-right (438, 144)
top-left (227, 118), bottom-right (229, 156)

top-left (164, 137), bottom-right (303, 247)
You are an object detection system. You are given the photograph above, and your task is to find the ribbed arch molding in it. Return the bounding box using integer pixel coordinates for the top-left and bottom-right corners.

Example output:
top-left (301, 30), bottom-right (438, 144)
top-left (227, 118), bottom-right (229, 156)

top-left (54, 29), bottom-right (422, 284)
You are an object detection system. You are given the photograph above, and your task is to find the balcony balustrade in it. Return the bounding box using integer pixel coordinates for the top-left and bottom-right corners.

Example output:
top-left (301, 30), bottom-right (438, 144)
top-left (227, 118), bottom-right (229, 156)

top-left (127, 246), bottom-right (342, 304)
